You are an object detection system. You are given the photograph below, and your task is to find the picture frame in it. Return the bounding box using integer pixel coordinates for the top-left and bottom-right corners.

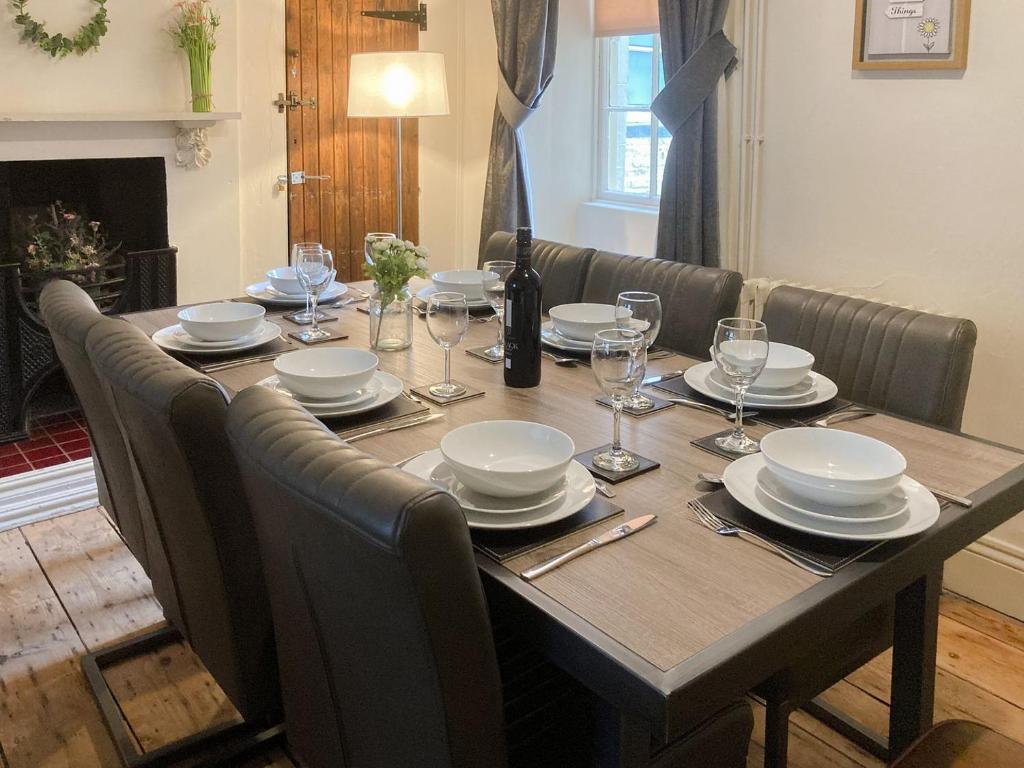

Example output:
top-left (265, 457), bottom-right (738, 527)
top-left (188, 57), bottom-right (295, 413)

top-left (853, 0), bottom-right (971, 70)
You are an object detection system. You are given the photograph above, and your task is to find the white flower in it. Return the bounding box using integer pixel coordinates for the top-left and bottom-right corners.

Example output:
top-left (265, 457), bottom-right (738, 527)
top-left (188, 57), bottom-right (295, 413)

top-left (415, 257), bottom-right (427, 271)
top-left (404, 240), bottom-right (414, 250)
top-left (372, 240), bottom-right (388, 252)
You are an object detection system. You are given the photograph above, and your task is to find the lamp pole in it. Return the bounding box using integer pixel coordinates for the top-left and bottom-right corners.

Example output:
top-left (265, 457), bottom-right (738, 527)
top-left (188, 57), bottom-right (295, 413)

top-left (395, 116), bottom-right (403, 240)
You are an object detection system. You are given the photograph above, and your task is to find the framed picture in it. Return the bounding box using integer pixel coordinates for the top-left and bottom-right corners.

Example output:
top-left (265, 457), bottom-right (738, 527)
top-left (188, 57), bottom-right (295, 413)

top-left (853, 0), bottom-right (971, 70)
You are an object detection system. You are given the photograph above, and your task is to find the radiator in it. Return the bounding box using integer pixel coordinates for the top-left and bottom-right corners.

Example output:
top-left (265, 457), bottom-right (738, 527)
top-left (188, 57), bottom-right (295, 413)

top-left (739, 277), bottom-right (946, 320)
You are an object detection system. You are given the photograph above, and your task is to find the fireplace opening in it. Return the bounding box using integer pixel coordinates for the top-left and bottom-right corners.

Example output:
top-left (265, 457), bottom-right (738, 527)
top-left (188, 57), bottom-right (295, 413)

top-left (0, 157), bottom-right (176, 448)
top-left (0, 157), bottom-right (170, 265)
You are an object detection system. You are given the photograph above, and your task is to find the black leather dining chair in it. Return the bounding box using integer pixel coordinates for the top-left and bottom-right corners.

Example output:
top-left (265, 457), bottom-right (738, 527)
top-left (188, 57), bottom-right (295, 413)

top-left (39, 280), bottom-right (150, 571)
top-left (82, 317), bottom-right (281, 767)
top-left (756, 286), bottom-right (978, 767)
top-left (761, 286), bottom-right (977, 430)
top-left (479, 231), bottom-right (594, 313)
top-left (225, 385), bottom-right (754, 768)
top-left (580, 250), bottom-right (744, 359)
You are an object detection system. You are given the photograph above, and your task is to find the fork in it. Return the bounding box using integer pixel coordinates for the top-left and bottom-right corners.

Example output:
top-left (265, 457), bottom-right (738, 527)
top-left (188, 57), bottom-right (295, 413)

top-left (688, 499), bottom-right (833, 577)
top-left (813, 407), bottom-right (876, 428)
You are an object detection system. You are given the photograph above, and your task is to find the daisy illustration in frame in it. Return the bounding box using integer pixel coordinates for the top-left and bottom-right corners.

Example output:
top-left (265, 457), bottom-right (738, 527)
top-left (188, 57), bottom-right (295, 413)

top-left (918, 17), bottom-right (941, 52)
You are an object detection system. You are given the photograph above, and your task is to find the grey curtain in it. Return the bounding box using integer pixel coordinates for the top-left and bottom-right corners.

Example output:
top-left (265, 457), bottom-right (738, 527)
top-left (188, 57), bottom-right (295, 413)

top-left (479, 0), bottom-right (559, 252)
top-left (652, 0), bottom-right (735, 266)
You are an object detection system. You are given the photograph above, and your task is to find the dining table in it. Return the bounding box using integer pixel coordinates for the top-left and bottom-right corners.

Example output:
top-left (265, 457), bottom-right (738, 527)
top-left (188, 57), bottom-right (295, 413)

top-left (123, 280), bottom-right (1024, 768)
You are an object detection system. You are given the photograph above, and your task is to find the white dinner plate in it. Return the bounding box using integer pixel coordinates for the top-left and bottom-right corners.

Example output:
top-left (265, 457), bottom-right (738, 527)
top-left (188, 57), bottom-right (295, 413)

top-left (756, 467), bottom-right (908, 524)
top-left (256, 370), bottom-right (403, 417)
top-left (429, 460), bottom-right (573, 515)
top-left (416, 285), bottom-right (491, 309)
top-left (257, 375), bottom-right (381, 409)
top-left (722, 453), bottom-right (939, 541)
top-left (708, 369), bottom-right (815, 401)
top-left (162, 324), bottom-right (263, 349)
top-left (683, 361), bottom-right (838, 410)
top-left (541, 322), bottom-right (593, 352)
top-left (153, 321), bottom-right (281, 355)
top-left (245, 281), bottom-right (348, 306)
top-left (403, 450), bottom-right (596, 530)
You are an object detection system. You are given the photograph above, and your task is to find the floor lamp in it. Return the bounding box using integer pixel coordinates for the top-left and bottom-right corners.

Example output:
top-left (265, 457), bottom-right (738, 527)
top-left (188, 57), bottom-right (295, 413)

top-left (348, 51), bottom-right (450, 240)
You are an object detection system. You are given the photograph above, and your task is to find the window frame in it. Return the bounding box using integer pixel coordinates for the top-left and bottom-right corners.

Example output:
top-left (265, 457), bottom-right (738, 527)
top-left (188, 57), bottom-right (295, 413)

top-left (595, 32), bottom-right (664, 207)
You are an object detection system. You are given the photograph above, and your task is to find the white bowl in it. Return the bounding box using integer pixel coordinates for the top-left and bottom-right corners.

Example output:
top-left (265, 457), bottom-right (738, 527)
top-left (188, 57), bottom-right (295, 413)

top-left (758, 343), bottom-right (815, 390)
top-left (548, 303), bottom-right (630, 342)
top-left (432, 270), bottom-right (485, 301)
top-left (708, 342), bottom-right (814, 390)
top-left (177, 303), bottom-right (265, 342)
top-left (273, 348), bottom-right (379, 399)
top-left (760, 427), bottom-right (906, 507)
top-left (267, 267), bottom-right (304, 296)
top-left (440, 420), bottom-right (575, 498)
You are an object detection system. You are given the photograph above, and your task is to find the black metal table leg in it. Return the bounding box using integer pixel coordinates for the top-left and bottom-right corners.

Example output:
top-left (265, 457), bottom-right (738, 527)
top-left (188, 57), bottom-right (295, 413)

top-left (763, 697), bottom-right (792, 768)
top-left (888, 566), bottom-right (942, 758)
top-left (592, 700), bottom-right (652, 768)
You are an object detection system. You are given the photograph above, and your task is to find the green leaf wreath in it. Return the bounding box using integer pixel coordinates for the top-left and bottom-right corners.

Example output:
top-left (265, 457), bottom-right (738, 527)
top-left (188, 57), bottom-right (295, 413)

top-left (12, 0), bottom-right (110, 59)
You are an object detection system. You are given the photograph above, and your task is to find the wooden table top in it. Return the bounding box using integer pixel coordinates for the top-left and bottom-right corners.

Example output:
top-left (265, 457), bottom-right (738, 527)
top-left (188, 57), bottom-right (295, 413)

top-left (124, 283), bottom-right (1024, 739)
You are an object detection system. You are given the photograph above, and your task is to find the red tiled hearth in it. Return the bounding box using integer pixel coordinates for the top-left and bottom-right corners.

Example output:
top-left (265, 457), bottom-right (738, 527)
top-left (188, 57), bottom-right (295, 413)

top-left (0, 410), bottom-right (92, 479)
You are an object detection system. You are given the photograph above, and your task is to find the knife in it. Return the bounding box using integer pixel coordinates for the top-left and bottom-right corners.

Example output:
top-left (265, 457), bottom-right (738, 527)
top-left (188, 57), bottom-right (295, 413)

top-left (343, 412), bottom-right (443, 442)
top-left (521, 514), bottom-right (657, 581)
top-left (643, 370), bottom-right (683, 386)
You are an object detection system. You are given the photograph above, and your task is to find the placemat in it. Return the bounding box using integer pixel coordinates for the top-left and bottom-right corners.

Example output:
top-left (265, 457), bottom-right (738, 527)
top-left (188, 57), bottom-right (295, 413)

top-left (472, 496), bottom-right (624, 563)
top-left (410, 383), bottom-right (485, 407)
top-left (287, 329), bottom-right (349, 346)
top-left (180, 336), bottom-right (295, 371)
top-left (466, 346), bottom-right (503, 364)
top-left (541, 347), bottom-right (591, 367)
top-left (596, 393), bottom-right (675, 418)
top-left (692, 488), bottom-right (888, 574)
top-left (652, 375), bottom-right (851, 430)
top-left (575, 445), bottom-right (660, 484)
top-left (327, 394), bottom-right (430, 437)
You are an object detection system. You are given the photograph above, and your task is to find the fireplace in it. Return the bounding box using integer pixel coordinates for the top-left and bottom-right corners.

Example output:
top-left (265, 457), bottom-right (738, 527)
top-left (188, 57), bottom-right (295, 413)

top-left (0, 157), bottom-right (177, 443)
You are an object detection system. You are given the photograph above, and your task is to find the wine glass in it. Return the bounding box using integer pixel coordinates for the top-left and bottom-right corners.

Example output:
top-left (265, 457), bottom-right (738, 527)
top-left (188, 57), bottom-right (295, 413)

top-left (481, 259), bottom-right (515, 360)
top-left (426, 292), bottom-right (470, 398)
top-left (591, 328), bottom-right (647, 472)
top-left (615, 291), bottom-right (662, 411)
top-left (289, 242), bottom-right (324, 323)
top-left (364, 232), bottom-right (396, 265)
top-left (713, 317), bottom-right (769, 455)
top-left (295, 249), bottom-right (335, 342)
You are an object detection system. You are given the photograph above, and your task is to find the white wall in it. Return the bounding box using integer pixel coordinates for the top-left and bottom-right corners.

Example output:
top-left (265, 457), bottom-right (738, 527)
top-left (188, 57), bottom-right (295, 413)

top-left (754, 1), bottom-right (1024, 579)
top-left (0, 0), bottom-right (285, 304)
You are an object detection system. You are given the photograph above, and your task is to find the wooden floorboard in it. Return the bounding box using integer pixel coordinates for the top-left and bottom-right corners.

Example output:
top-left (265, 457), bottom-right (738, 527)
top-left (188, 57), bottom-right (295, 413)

top-left (2, 508), bottom-right (1024, 768)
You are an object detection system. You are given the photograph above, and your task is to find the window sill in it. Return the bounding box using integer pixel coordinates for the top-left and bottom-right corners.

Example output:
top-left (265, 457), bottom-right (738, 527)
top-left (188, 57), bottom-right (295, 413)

top-left (581, 200), bottom-right (660, 218)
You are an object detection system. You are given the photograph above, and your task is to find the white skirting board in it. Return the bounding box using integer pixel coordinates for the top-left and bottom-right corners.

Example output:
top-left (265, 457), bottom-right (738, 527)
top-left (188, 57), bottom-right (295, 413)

top-left (945, 538), bottom-right (1024, 622)
top-left (0, 458), bottom-right (99, 533)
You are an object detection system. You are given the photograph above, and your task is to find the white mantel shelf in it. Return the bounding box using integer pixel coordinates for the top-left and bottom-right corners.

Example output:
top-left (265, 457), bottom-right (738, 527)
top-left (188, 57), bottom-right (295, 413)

top-left (0, 112), bottom-right (242, 170)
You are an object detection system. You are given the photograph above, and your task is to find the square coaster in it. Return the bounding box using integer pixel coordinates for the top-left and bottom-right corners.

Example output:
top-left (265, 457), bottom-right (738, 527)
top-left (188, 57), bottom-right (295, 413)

top-left (287, 329), bottom-right (349, 346)
top-left (472, 497), bottom-right (624, 563)
top-left (281, 309), bottom-right (338, 326)
top-left (410, 382), bottom-right (485, 407)
top-left (596, 393), bottom-right (675, 418)
top-left (466, 345), bottom-right (503, 364)
top-left (691, 429), bottom-right (752, 461)
top-left (575, 445), bottom-right (660, 484)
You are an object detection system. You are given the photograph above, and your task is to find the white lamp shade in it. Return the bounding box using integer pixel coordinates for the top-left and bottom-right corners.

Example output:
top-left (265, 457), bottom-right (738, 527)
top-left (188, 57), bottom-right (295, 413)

top-left (347, 51), bottom-right (450, 118)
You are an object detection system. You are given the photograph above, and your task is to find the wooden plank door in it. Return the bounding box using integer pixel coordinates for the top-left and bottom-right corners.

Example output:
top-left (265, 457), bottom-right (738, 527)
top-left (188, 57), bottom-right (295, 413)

top-left (285, 0), bottom-right (419, 282)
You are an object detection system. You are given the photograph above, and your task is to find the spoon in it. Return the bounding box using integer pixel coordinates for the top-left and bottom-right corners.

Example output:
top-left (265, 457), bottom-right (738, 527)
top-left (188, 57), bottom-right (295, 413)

top-left (697, 472), bottom-right (724, 485)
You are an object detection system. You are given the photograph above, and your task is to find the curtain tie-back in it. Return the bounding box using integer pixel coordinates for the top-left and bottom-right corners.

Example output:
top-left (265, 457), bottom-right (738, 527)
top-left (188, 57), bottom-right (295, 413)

top-left (651, 29), bottom-right (736, 137)
top-left (496, 67), bottom-right (536, 130)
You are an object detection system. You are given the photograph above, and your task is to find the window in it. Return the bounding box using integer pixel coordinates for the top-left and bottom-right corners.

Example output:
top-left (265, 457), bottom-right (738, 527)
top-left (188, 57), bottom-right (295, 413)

top-left (596, 34), bottom-right (668, 204)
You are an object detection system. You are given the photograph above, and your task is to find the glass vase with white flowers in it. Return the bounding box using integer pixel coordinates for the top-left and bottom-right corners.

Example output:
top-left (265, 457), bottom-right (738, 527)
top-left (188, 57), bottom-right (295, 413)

top-left (364, 237), bottom-right (429, 351)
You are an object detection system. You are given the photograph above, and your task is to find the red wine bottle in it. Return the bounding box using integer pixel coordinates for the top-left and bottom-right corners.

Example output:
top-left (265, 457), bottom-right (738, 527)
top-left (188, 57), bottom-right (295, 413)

top-left (503, 227), bottom-right (542, 388)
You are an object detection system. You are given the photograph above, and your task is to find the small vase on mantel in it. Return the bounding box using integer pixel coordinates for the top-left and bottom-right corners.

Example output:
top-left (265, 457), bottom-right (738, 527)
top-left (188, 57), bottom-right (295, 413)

top-left (368, 283), bottom-right (414, 351)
